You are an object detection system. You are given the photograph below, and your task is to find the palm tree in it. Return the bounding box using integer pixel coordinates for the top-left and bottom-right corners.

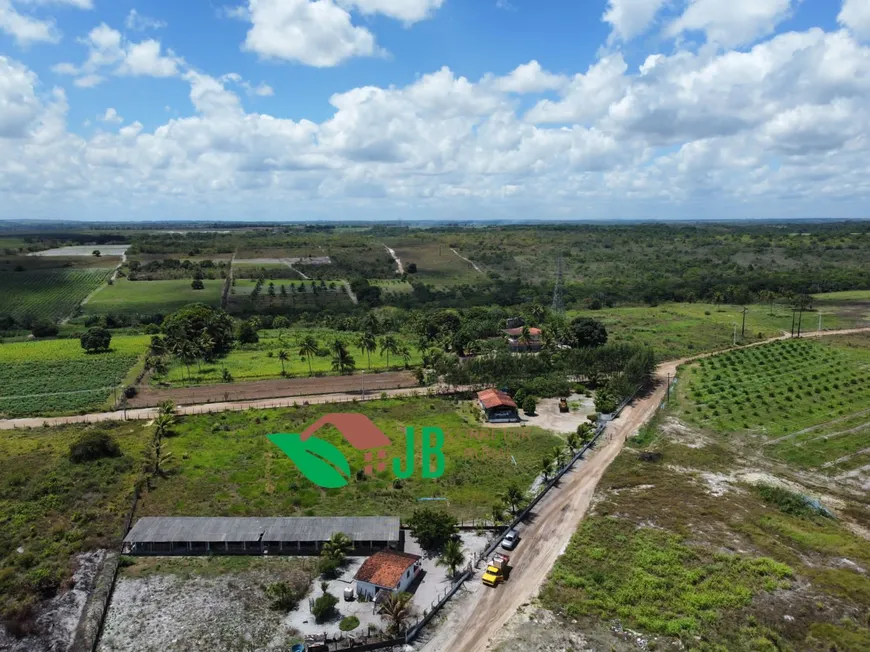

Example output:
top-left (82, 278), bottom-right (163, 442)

top-left (529, 303), bottom-right (546, 323)
top-left (380, 592), bottom-right (414, 636)
top-left (712, 291), bottom-right (725, 309)
top-left (298, 336), bottom-right (319, 377)
top-left (501, 483), bottom-right (525, 517)
top-left (552, 445), bottom-right (566, 470)
top-left (518, 326), bottom-right (532, 352)
top-left (154, 413), bottom-right (175, 440)
top-left (277, 349), bottom-right (289, 376)
top-left (577, 422), bottom-right (594, 446)
top-left (491, 503), bottom-right (506, 526)
top-left (541, 455), bottom-right (554, 481)
top-left (357, 331), bottom-right (377, 370)
top-left (331, 342), bottom-right (356, 374)
top-left (436, 538), bottom-right (466, 578)
top-left (159, 400), bottom-right (176, 417)
top-left (362, 312), bottom-right (380, 335)
top-left (172, 339), bottom-right (199, 383)
top-left (399, 345), bottom-right (412, 368)
top-left (759, 289), bottom-right (777, 315)
top-left (380, 335), bottom-right (400, 368)
top-left (566, 430), bottom-right (580, 454)
top-left (321, 532), bottom-right (352, 562)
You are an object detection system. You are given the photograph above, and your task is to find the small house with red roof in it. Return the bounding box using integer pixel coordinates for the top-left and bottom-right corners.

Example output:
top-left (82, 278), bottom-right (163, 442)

top-left (503, 326), bottom-right (542, 352)
top-left (477, 388), bottom-right (520, 423)
top-left (354, 550), bottom-right (422, 600)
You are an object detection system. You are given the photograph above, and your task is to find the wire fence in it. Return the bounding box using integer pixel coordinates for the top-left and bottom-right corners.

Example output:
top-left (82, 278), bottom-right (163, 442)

top-left (403, 385), bottom-right (642, 644)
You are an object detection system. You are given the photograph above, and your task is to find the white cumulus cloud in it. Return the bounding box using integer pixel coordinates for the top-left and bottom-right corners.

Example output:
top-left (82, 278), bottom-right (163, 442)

top-left (603, 0), bottom-right (668, 42)
top-left (98, 107), bottom-right (123, 124)
top-left (53, 24), bottom-right (183, 86)
top-left (839, 0), bottom-right (870, 40)
top-left (666, 0), bottom-right (795, 48)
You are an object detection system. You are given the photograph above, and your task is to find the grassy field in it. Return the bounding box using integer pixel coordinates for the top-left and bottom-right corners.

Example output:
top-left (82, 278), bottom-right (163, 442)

top-left (84, 278), bottom-right (223, 315)
top-left (541, 335), bottom-right (870, 649)
top-left (0, 267), bottom-right (115, 323)
top-left (136, 397), bottom-right (562, 520)
top-left (388, 241), bottom-right (484, 287)
top-left (567, 302), bottom-right (852, 361)
top-left (0, 335), bottom-right (149, 417)
top-left (0, 421), bottom-right (146, 622)
top-left (160, 328), bottom-right (421, 385)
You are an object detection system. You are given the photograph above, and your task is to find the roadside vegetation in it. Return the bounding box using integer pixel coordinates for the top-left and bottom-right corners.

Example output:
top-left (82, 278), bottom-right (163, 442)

top-left (542, 335), bottom-right (870, 651)
top-left (0, 422), bottom-right (146, 628)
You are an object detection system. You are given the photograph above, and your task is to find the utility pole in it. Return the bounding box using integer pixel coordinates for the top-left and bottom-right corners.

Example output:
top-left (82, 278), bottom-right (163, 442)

top-left (666, 374), bottom-right (671, 403)
top-left (797, 309), bottom-right (803, 338)
top-left (818, 312), bottom-right (822, 332)
top-left (732, 323), bottom-right (737, 347)
top-left (791, 310), bottom-right (797, 337)
top-left (741, 306), bottom-right (748, 339)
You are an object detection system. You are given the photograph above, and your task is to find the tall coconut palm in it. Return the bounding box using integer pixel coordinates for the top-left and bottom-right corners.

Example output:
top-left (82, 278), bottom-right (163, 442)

top-left (298, 335), bottom-right (319, 377)
top-left (566, 430), bottom-right (580, 454)
top-left (501, 483), bottom-right (525, 517)
top-left (541, 455), bottom-right (554, 481)
top-left (399, 345), bottom-right (412, 368)
top-left (331, 342), bottom-right (356, 374)
top-left (380, 335), bottom-right (400, 368)
top-left (277, 349), bottom-right (289, 376)
top-left (380, 592), bottom-right (414, 636)
top-left (436, 538), bottom-right (466, 578)
top-left (357, 331), bottom-right (377, 370)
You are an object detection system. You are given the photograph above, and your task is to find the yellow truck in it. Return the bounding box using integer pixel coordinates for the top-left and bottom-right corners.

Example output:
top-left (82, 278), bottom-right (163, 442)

top-left (481, 553), bottom-right (511, 587)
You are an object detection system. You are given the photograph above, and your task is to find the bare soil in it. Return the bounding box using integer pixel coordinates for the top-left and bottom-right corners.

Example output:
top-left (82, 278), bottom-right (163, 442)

top-left (128, 371), bottom-right (418, 408)
top-left (416, 360), bottom-right (680, 652)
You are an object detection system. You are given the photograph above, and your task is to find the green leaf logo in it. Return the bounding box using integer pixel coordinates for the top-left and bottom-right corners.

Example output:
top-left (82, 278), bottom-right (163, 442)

top-left (268, 433), bottom-right (351, 488)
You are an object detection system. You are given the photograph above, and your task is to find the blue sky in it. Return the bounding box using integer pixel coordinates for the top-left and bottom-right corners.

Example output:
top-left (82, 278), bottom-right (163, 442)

top-left (0, 0), bottom-right (869, 221)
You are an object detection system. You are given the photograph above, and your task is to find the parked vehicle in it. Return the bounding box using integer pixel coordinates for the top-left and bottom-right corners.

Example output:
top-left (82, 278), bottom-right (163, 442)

top-left (501, 528), bottom-right (519, 550)
top-left (482, 553), bottom-right (511, 587)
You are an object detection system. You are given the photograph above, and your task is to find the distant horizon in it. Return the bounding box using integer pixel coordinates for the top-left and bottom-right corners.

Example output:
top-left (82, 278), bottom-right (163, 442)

top-left (2, 216), bottom-right (870, 229)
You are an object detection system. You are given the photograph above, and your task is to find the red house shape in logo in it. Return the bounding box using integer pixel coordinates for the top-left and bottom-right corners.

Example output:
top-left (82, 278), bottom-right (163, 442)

top-left (300, 414), bottom-right (392, 476)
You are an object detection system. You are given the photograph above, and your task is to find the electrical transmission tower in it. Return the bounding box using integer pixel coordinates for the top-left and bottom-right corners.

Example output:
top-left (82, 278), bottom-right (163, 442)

top-left (552, 255), bottom-right (565, 313)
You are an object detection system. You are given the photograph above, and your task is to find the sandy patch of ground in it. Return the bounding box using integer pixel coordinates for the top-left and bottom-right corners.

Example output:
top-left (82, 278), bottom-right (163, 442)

top-left (660, 417), bottom-right (713, 449)
top-left (0, 551), bottom-right (108, 652)
top-left (98, 562), bottom-right (310, 652)
top-left (518, 394), bottom-right (595, 435)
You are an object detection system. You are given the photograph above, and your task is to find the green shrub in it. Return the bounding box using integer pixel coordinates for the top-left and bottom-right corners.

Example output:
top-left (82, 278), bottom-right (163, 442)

top-left (265, 581), bottom-right (301, 611)
top-left (340, 615), bottom-right (360, 631)
top-left (69, 431), bottom-right (122, 463)
top-left (312, 591), bottom-right (338, 623)
top-left (523, 396), bottom-right (537, 415)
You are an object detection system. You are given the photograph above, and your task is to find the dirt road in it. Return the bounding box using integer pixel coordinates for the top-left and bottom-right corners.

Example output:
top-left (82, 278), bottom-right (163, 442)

top-left (417, 359), bottom-right (679, 652)
top-left (128, 371), bottom-right (418, 408)
top-left (0, 383), bottom-right (472, 431)
top-left (417, 326), bottom-right (870, 652)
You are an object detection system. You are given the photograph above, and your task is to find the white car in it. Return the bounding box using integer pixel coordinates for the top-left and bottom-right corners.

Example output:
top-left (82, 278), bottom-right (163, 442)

top-left (502, 529), bottom-right (519, 550)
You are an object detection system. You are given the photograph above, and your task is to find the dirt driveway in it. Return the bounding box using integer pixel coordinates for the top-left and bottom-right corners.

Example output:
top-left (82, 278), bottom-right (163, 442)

top-left (128, 371), bottom-right (418, 408)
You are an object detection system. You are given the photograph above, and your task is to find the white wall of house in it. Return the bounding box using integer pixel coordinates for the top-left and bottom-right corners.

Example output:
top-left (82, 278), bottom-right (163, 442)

top-left (355, 561), bottom-right (421, 598)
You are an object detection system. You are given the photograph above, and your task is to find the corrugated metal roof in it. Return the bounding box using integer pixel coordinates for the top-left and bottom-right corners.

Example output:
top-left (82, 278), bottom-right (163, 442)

top-left (124, 516), bottom-right (401, 544)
